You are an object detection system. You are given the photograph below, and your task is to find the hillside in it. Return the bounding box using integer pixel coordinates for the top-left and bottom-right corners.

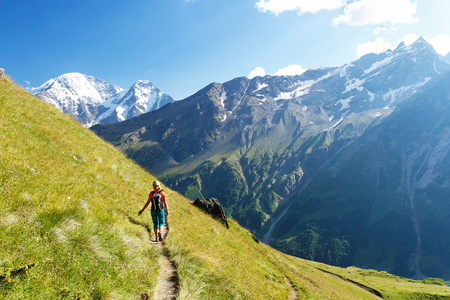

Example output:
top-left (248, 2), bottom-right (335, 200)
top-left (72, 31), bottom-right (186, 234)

top-left (91, 38), bottom-right (450, 280)
top-left (91, 38), bottom-right (449, 229)
top-left (273, 69), bottom-right (450, 279)
top-left (1, 75), bottom-right (450, 299)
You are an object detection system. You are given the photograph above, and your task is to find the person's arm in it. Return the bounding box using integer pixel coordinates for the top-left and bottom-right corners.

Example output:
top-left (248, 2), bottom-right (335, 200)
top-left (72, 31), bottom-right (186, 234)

top-left (138, 193), bottom-right (152, 215)
top-left (162, 191), bottom-right (169, 215)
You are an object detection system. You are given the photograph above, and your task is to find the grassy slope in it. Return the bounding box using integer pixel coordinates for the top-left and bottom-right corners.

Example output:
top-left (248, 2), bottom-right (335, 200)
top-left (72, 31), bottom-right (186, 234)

top-left (1, 76), bottom-right (448, 299)
top-left (1, 76), bottom-right (162, 298)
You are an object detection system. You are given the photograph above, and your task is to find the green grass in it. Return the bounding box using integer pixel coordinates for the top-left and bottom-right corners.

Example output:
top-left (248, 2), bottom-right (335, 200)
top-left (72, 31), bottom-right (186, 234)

top-left (1, 76), bottom-right (449, 299)
top-left (307, 262), bottom-right (450, 300)
top-left (0, 77), bottom-right (161, 298)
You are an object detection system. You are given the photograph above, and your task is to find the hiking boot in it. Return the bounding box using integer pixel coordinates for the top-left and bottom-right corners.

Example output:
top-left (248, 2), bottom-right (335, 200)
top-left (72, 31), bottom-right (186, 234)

top-left (158, 231), bottom-right (162, 242)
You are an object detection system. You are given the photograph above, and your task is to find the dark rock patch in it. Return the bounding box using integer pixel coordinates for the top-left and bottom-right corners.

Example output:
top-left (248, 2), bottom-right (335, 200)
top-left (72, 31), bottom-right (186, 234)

top-left (193, 198), bottom-right (229, 229)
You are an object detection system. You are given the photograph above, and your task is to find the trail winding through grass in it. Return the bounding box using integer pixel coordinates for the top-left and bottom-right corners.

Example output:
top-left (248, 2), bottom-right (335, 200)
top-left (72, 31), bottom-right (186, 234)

top-left (285, 276), bottom-right (298, 300)
top-left (126, 215), bottom-right (179, 300)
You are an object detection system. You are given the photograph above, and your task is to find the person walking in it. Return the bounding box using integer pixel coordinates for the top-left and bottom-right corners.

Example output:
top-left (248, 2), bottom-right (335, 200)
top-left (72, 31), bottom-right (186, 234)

top-left (138, 180), bottom-right (169, 242)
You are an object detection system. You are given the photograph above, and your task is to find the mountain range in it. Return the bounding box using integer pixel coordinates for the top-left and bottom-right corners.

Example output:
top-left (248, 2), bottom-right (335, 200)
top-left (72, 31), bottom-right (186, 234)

top-left (28, 37), bottom-right (450, 280)
top-left (28, 72), bottom-right (174, 127)
top-left (272, 70), bottom-right (450, 279)
top-left (90, 37), bottom-right (450, 280)
top-left (4, 72), bottom-right (450, 298)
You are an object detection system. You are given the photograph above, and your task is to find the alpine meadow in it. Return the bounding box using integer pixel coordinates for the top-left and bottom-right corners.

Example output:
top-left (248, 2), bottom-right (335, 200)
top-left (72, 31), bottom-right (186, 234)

top-left (3, 65), bottom-right (450, 299)
top-left (4, 0), bottom-right (450, 298)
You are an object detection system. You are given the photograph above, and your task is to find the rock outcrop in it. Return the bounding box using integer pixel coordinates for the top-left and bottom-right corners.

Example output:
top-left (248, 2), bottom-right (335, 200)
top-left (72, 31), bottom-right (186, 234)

top-left (193, 198), bottom-right (229, 229)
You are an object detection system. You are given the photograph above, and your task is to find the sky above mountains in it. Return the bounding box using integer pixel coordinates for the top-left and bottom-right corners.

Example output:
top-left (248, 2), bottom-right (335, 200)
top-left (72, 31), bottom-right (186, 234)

top-left (2, 0), bottom-right (450, 100)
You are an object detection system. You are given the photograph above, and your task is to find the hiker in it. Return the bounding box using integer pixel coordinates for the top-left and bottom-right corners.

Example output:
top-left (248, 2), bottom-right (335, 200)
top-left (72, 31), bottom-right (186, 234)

top-left (138, 180), bottom-right (169, 242)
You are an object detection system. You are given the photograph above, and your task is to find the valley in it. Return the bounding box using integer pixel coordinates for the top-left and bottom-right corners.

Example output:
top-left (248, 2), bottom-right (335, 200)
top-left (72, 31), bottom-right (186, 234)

top-left (90, 38), bottom-right (450, 281)
top-left (2, 43), bottom-right (450, 297)
top-left (22, 37), bottom-right (450, 282)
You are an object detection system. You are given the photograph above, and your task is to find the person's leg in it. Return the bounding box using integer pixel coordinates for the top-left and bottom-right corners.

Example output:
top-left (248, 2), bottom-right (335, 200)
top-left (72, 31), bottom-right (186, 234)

top-left (151, 210), bottom-right (159, 241)
top-left (158, 209), bottom-right (165, 241)
top-left (160, 209), bottom-right (165, 225)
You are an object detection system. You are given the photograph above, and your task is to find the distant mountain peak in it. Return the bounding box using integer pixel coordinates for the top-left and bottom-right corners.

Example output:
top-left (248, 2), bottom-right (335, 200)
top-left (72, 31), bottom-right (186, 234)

top-left (132, 80), bottom-right (156, 87)
top-left (392, 36), bottom-right (437, 56)
top-left (395, 41), bottom-right (406, 51)
top-left (31, 73), bottom-right (174, 127)
top-left (409, 36), bottom-right (436, 52)
top-left (415, 35), bottom-right (427, 43)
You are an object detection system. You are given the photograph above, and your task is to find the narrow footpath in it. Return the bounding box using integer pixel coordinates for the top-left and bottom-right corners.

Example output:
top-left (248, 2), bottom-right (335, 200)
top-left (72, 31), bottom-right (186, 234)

top-left (127, 215), bottom-right (179, 300)
top-left (127, 214), bottom-right (297, 299)
top-left (285, 276), bottom-right (298, 300)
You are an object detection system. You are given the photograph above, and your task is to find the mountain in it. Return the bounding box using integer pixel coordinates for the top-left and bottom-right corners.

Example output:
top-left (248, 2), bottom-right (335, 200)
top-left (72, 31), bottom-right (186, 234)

top-left (272, 70), bottom-right (450, 280)
top-left (28, 72), bottom-right (123, 126)
top-left (91, 37), bottom-right (450, 279)
top-left (29, 72), bottom-right (174, 127)
top-left (445, 52), bottom-right (450, 64)
top-left (6, 69), bottom-right (448, 300)
top-left (94, 80), bottom-right (174, 125)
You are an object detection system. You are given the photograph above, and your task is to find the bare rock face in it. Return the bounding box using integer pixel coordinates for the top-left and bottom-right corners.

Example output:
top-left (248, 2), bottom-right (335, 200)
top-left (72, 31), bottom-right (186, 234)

top-left (0, 68), bottom-right (5, 79)
top-left (193, 198), bottom-right (229, 229)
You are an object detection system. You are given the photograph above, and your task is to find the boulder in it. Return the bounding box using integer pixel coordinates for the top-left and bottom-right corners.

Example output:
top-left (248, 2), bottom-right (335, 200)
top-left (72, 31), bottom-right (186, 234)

top-left (252, 235), bottom-right (260, 244)
top-left (193, 198), bottom-right (229, 229)
top-left (0, 68), bottom-right (5, 79)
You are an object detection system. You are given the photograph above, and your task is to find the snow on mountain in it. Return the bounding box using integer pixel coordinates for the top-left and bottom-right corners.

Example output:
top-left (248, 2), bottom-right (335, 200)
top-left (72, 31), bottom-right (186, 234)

top-left (94, 80), bottom-right (174, 126)
top-left (247, 37), bottom-right (450, 127)
top-left (30, 72), bottom-right (123, 105)
top-left (30, 73), bottom-right (174, 127)
top-left (30, 73), bottom-right (124, 126)
top-left (30, 37), bottom-right (446, 131)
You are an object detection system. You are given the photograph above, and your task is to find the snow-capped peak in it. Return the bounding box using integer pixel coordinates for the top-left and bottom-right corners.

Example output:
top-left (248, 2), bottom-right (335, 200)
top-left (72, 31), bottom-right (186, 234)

top-left (95, 79), bottom-right (174, 126)
top-left (31, 72), bottom-right (123, 107)
top-left (30, 73), bottom-right (174, 127)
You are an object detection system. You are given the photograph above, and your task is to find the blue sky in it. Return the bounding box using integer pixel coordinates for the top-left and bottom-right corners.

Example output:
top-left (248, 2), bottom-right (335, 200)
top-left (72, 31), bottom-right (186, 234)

top-left (2, 0), bottom-right (450, 100)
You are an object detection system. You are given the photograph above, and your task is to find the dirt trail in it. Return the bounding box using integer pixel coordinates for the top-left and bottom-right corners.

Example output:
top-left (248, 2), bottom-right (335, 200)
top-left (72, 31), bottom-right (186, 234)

top-left (127, 215), bottom-right (179, 300)
top-left (128, 214), bottom-right (297, 299)
top-left (284, 276), bottom-right (298, 300)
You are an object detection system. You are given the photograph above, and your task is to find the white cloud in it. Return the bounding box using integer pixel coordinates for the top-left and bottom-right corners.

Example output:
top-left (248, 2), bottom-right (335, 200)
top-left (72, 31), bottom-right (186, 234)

top-left (248, 67), bottom-right (267, 79)
top-left (426, 35), bottom-right (450, 56)
top-left (373, 27), bottom-right (389, 36)
top-left (402, 33), bottom-right (420, 46)
top-left (333, 0), bottom-right (418, 26)
top-left (256, 0), bottom-right (346, 15)
top-left (248, 64), bottom-right (306, 79)
top-left (356, 34), bottom-right (450, 58)
top-left (357, 37), bottom-right (393, 57)
top-left (395, 33), bottom-right (450, 56)
top-left (274, 64), bottom-right (306, 76)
